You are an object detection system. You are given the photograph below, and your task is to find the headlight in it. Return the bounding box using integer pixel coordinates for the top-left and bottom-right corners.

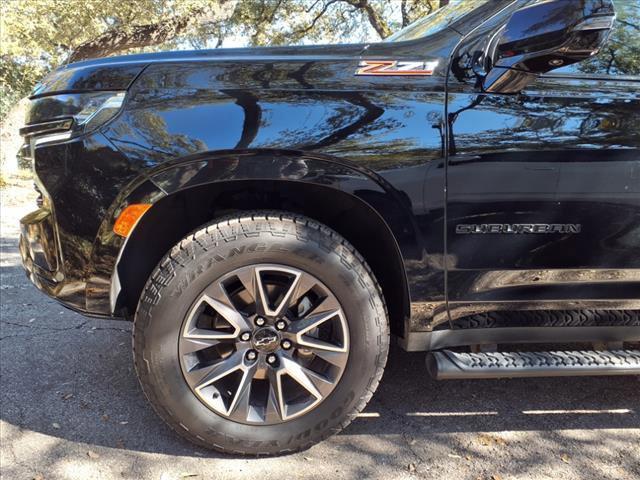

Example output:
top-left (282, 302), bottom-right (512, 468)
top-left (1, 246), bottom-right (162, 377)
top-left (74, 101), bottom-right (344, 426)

top-left (20, 91), bottom-right (126, 145)
top-left (73, 92), bottom-right (126, 133)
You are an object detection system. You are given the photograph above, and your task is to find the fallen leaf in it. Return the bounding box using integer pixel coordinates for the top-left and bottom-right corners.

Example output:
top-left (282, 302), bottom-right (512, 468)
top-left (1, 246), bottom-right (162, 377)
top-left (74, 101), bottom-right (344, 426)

top-left (465, 455), bottom-right (472, 461)
top-left (102, 414), bottom-right (110, 422)
top-left (448, 453), bottom-right (462, 459)
top-left (561, 454), bottom-right (570, 464)
top-left (408, 463), bottom-right (416, 472)
top-left (492, 475), bottom-right (503, 480)
top-left (477, 433), bottom-right (507, 447)
top-left (116, 438), bottom-right (125, 449)
top-left (52, 423), bottom-right (60, 429)
top-left (87, 451), bottom-right (100, 459)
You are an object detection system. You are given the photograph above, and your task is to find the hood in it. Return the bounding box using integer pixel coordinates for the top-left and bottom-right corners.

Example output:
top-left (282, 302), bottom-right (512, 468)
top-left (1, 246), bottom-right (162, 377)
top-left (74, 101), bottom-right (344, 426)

top-left (31, 43), bottom-right (369, 98)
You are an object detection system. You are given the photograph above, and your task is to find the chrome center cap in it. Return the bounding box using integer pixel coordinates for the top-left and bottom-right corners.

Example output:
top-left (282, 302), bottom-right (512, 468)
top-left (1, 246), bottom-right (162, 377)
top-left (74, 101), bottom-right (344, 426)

top-left (252, 327), bottom-right (280, 353)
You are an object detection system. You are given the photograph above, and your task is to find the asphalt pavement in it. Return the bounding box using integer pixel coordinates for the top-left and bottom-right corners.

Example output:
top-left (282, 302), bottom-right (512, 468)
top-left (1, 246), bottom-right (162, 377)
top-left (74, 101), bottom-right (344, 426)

top-left (1, 178), bottom-right (638, 480)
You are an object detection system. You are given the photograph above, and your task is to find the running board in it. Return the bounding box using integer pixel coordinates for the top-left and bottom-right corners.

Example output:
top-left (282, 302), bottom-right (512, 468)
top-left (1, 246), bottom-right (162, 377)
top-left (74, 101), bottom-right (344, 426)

top-left (426, 349), bottom-right (640, 379)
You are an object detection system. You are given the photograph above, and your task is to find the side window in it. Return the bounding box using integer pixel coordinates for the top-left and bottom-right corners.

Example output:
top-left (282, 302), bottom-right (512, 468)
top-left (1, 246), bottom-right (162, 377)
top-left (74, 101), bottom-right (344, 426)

top-left (547, 3), bottom-right (639, 77)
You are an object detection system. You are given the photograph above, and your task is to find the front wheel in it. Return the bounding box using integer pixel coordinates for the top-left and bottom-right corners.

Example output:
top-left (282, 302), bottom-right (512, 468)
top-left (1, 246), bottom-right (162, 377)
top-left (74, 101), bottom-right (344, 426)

top-left (133, 212), bottom-right (389, 454)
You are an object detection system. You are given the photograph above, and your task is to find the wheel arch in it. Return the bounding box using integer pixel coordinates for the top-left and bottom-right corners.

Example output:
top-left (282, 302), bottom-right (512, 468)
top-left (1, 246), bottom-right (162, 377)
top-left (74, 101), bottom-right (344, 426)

top-left (111, 150), bottom-right (414, 337)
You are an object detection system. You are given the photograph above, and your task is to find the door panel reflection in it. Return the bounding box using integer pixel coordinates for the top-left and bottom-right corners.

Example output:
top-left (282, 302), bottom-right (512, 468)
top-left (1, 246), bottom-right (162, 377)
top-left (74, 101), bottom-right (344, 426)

top-left (447, 76), bottom-right (640, 302)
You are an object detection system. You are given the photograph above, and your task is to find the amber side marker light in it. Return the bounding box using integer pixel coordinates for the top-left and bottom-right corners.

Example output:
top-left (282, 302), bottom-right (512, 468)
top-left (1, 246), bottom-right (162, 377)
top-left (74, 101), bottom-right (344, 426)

top-left (113, 204), bottom-right (152, 237)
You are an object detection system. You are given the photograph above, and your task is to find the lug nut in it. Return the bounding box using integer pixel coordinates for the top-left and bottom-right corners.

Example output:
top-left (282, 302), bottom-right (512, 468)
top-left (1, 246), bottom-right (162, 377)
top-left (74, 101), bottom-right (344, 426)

top-left (255, 317), bottom-right (266, 327)
top-left (240, 332), bottom-right (251, 341)
top-left (266, 354), bottom-right (277, 365)
top-left (281, 339), bottom-right (292, 350)
top-left (275, 320), bottom-right (287, 331)
top-left (246, 350), bottom-right (257, 361)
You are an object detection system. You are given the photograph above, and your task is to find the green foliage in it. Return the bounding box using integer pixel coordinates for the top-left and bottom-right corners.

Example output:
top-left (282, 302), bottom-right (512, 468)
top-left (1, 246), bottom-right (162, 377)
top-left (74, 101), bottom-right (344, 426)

top-left (1, 0), bottom-right (439, 117)
top-left (227, 0), bottom-right (439, 47)
top-left (0, 59), bottom-right (46, 119)
top-left (0, 0), bottom-right (228, 114)
top-left (1, 0), bottom-right (638, 122)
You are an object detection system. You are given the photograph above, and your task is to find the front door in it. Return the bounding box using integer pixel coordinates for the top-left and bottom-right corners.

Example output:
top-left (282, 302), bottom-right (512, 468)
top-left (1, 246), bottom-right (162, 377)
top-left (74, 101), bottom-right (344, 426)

top-left (445, 4), bottom-right (640, 318)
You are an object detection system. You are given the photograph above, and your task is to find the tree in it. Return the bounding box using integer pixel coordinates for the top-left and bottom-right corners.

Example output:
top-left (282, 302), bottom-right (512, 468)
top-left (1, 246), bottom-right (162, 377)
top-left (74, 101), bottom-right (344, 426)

top-left (0, 0), bottom-right (441, 119)
top-left (574, 3), bottom-right (640, 76)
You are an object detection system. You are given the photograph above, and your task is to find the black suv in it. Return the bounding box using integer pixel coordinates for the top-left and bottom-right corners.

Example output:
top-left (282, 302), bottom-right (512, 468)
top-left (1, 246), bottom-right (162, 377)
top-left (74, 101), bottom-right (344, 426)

top-left (18, 0), bottom-right (640, 454)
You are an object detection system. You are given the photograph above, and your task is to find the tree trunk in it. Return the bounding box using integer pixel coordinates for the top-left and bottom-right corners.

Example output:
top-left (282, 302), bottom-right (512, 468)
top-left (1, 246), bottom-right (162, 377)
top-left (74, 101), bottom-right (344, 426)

top-left (69, 1), bottom-right (236, 62)
top-left (343, 0), bottom-right (392, 39)
top-left (400, 0), bottom-right (410, 27)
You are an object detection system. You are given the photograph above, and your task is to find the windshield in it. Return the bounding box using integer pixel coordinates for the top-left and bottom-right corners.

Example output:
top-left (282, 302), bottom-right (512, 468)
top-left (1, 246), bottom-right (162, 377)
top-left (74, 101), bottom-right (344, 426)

top-left (386, 0), bottom-right (490, 42)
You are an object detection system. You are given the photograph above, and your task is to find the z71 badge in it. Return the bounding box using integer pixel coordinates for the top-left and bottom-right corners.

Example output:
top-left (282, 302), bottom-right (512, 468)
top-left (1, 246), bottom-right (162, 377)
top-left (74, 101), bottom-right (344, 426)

top-left (355, 60), bottom-right (439, 76)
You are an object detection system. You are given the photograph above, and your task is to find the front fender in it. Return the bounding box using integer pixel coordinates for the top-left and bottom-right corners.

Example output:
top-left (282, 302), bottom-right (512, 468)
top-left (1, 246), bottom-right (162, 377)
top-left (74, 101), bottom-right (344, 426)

top-left (87, 149), bottom-right (418, 316)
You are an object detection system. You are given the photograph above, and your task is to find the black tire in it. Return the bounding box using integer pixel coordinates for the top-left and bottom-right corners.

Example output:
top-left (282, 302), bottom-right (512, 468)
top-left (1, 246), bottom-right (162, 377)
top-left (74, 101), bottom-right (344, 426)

top-left (133, 211), bottom-right (389, 455)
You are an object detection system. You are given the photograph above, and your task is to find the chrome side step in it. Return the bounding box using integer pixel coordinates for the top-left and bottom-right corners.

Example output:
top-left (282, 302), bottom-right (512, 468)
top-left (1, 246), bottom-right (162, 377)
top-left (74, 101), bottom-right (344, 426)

top-left (426, 349), bottom-right (640, 379)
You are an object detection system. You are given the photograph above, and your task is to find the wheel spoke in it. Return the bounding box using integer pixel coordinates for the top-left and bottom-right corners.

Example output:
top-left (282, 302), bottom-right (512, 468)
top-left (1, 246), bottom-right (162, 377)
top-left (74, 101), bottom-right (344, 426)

top-left (265, 367), bottom-right (285, 423)
top-left (278, 355), bottom-right (322, 400)
top-left (296, 362), bottom-right (337, 397)
top-left (289, 309), bottom-right (347, 353)
top-left (274, 355), bottom-right (327, 420)
top-left (227, 364), bottom-right (257, 421)
top-left (186, 350), bottom-right (245, 391)
top-left (288, 309), bottom-right (340, 335)
top-left (180, 336), bottom-right (222, 355)
top-left (304, 346), bottom-right (349, 369)
top-left (309, 294), bottom-right (342, 316)
top-left (289, 271), bottom-right (320, 314)
top-left (234, 266), bottom-right (259, 309)
top-left (183, 282), bottom-right (251, 339)
top-left (255, 266), bottom-right (301, 317)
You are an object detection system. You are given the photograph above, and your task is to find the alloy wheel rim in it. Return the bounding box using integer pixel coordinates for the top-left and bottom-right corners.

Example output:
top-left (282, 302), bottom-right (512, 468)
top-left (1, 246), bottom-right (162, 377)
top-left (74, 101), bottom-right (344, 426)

top-left (178, 264), bottom-right (349, 424)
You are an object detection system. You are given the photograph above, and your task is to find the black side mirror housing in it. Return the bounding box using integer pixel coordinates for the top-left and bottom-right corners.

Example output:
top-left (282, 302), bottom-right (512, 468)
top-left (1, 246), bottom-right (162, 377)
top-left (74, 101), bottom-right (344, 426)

top-left (483, 0), bottom-right (616, 93)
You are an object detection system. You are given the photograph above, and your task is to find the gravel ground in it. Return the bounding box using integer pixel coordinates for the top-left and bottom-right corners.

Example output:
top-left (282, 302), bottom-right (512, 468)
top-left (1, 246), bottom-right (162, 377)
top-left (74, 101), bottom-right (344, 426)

top-left (1, 177), bottom-right (639, 480)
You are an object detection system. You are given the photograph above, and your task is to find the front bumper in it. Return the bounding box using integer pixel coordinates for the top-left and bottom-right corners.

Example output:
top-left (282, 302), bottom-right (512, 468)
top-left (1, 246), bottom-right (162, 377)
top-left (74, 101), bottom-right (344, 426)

top-left (16, 131), bottom-right (141, 318)
top-left (19, 207), bottom-right (90, 314)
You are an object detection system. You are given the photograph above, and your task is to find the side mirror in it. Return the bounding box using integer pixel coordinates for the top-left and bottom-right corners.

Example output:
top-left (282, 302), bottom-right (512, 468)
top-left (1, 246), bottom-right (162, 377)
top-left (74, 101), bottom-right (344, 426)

top-left (483, 0), bottom-right (615, 93)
